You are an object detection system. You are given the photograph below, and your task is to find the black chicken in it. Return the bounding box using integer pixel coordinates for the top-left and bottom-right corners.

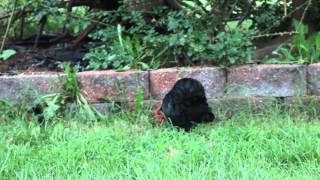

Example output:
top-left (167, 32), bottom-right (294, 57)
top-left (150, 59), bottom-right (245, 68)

top-left (156, 78), bottom-right (215, 131)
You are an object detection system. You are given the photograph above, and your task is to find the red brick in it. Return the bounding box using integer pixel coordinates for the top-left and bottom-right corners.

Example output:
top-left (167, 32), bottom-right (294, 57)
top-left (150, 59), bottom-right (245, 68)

top-left (150, 67), bottom-right (226, 100)
top-left (77, 70), bottom-right (149, 103)
top-left (308, 63), bottom-right (320, 95)
top-left (210, 96), bottom-right (276, 117)
top-left (0, 74), bottom-right (60, 103)
top-left (227, 64), bottom-right (307, 96)
top-left (0, 70), bottom-right (149, 103)
top-left (284, 96), bottom-right (320, 107)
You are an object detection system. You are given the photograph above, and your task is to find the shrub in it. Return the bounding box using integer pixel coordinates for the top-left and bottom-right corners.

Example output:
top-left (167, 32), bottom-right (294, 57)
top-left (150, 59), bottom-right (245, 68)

top-left (270, 21), bottom-right (320, 64)
top-left (83, 8), bottom-right (255, 70)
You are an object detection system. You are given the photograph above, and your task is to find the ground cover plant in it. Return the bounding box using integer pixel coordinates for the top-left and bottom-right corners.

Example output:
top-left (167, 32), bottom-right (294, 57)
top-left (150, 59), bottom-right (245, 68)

top-left (268, 21), bottom-right (320, 64)
top-left (1, 99), bottom-right (320, 179)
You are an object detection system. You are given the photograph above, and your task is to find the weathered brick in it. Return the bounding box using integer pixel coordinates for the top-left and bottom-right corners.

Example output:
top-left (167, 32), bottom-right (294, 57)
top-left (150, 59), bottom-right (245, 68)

top-left (227, 64), bottom-right (307, 96)
top-left (284, 96), bottom-right (320, 108)
top-left (0, 74), bottom-right (60, 103)
top-left (0, 70), bottom-right (149, 103)
top-left (308, 63), bottom-right (320, 95)
top-left (78, 70), bottom-right (149, 103)
top-left (91, 103), bottom-right (111, 114)
top-left (284, 96), bottom-right (320, 116)
top-left (149, 67), bottom-right (226, 100)
top-left (210, 97), bottom-right (276, 118)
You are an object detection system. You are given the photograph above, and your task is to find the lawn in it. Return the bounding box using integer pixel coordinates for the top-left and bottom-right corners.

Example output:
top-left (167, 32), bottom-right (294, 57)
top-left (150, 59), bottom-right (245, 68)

top-left (1, 110), bottom-right (320, 179)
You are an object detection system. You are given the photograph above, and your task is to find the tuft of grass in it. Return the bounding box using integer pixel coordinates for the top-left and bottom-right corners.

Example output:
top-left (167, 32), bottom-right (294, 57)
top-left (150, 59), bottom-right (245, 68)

top-left (134, 87), bottom-right (144, 118)
top-left (32, 63), bottom-right (103, 123)
top-left (1, 108), bottom-right (320, 179)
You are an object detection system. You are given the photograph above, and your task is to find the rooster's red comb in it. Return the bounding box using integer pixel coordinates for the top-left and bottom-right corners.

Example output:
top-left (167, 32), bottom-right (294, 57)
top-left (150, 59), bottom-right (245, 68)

top-left (155, 106), bottom-right (164, 123)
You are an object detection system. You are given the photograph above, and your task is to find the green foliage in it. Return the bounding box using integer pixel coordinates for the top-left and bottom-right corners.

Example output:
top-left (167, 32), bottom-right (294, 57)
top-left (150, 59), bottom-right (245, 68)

top-left (0, 49), bottom-right (16, 61)
top-left (61, 63), bottom-right (81, 102)
top-left (0, 100), bottom-right (28, 122)
top-left (84, 8), bottom-right (255, 70)
top-left (3, 0), bottom-right (90, 39)
top-left (270, 21), bottom-right (320, 64)
top-left (206, 30), bottom-right (255, 66)
top-left (252, 2), bottom-right (283, 33)
top-left (134, 87), bottom-right (144, 118)
top-left (31, 64), bottom-right (103, 123)
top-left (84, 25), bottom-right (152, 71)
top-left (42, 95), bottom-right (60, 121)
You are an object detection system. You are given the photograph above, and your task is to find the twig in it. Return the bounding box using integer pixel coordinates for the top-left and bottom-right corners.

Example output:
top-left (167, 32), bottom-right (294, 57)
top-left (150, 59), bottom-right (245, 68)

top-left (0, 0), bottom-right (17, 53)
top-left (250, 31), bottom-right (298, 39)
top-left (67, 13), bottom-right (110, 27)
top-left (40, 4), bottom-right (156, 27)
top-left (299, 0), bottom-right (312, 25)
top-left (194, 0), bottom-right (209, 14)
top-left (259, 1), bottom-right (310, 35)
top-left (34, 15), bottom-right (47, 48)
top-left (284, 0), bottom-right (287, 16)
top-left (19, 14), bottom-right (25, 40)
top-left (62, 0), bottom-right (74, 34)
top-left (71, 23), bottom-right (97, 48)
top-left (237, 0), bottom-right (253, 27)
top-left (0, 14), bottom-right (10, 20)
top-left (41, 3), bottom-right (111, 27)
top-left (0, 9), bottom-right (30, 21)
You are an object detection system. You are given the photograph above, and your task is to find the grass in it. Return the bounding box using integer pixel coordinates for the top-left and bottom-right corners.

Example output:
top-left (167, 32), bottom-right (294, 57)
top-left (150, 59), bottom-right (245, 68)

top-left (1, 108), bottom-right (320, 179)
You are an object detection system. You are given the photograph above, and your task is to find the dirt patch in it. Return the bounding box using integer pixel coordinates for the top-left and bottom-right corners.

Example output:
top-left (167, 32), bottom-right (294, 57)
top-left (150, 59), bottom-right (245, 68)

top-left (0, 48), bottom-right (88, 75)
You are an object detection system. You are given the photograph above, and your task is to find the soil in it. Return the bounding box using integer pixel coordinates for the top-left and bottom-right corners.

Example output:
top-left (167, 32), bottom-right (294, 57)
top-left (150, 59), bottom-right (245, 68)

top-left (0, 47), bottom-right (88, 75)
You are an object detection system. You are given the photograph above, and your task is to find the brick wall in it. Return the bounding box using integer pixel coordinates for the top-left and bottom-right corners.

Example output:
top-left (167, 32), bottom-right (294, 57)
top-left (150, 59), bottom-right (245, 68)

top-left (1, 63), bottom-right (320, 113)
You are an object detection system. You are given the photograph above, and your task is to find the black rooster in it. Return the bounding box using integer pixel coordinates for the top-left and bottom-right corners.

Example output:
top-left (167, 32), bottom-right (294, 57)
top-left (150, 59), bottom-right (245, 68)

top-left (156, 78), bottom-right (215, 131)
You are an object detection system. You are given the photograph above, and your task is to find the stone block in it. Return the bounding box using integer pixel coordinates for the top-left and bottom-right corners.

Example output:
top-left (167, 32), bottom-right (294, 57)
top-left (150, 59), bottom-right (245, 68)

top-left (0, 74), bottom-right (60, 103)
top-left (210, 97), bottom-right (276, 117)
top-left (307, 63), bottom-right (320, 95)
top-left (227, 64), bottom-right (307, 96)
top-left (149, 67), bottom-right (226, 100)
top-left (78, 70), bottom-right (149, 103)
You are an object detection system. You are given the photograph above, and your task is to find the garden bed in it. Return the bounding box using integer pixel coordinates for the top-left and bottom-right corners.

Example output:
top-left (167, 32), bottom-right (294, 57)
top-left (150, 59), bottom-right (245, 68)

top-left (0, 48), bottom-right (88, 75)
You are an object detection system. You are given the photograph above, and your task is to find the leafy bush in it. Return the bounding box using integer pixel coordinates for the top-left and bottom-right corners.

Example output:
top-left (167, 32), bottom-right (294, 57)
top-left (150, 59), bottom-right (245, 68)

top-left (83, 8), bottom-right (255, 70)
top-left (207, 30), bottom-right (255, 66)
top-left (270, 21), bottom-right (320, 64)
top-left (32, 64), bottom-right (103, 123)
top-left (252, 2), bottom-right (284, 33)
top-left (84, 24), bottom-right (153, 70)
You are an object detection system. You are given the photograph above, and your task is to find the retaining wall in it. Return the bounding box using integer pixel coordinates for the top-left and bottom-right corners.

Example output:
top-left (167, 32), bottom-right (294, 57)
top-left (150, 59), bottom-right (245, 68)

top-left (1, 64), bottom-right (320, 113)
